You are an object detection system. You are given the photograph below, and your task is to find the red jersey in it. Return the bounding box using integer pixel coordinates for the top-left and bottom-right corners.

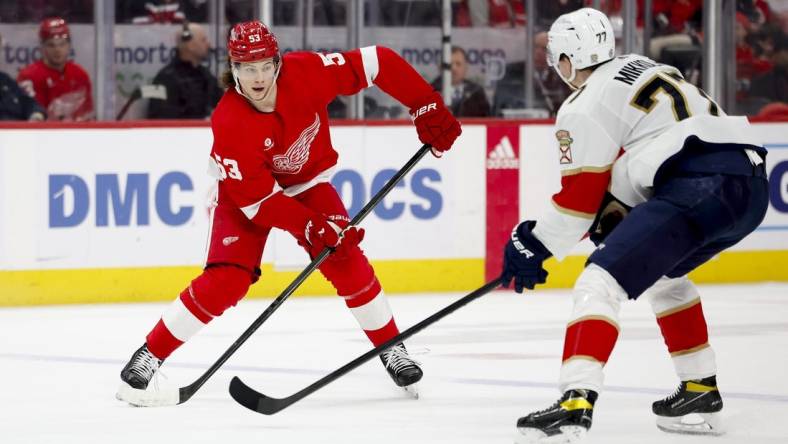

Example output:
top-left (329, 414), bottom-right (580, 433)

top-left (209, 46), bottom-right (434, 226)
top-left (17, 60), bottom-right (94, 121)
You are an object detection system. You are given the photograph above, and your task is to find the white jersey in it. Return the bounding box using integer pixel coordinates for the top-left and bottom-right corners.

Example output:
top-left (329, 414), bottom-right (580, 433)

top-left (532, 54), bottom-right (763, 260)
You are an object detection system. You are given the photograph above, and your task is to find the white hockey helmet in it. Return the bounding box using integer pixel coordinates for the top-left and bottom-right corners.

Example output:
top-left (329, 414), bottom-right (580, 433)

top-left (547, 8), bottom-right (615, 87)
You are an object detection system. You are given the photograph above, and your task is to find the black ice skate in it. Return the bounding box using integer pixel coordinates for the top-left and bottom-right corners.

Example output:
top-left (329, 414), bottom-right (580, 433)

top-left (652, 375), bottom-right (724, 436)
top-left (516, 389), bottom-right (597, 444)
top-left (116, 343), bottom-right (165, 407)
top-left (379, 343), bottom-right (423, 398)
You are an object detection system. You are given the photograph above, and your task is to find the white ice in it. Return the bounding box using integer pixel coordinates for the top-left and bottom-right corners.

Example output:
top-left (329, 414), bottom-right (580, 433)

top-left (1, 283), bottom-right (787, 444)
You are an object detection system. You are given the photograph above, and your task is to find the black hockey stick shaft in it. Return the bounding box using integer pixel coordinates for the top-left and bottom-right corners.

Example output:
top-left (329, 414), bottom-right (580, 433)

top-left (116, 87), bottom-right (141, 120)
top-left (229, 278), bottom-right (502, 414)
top-left (175, 144), bottom-right (432, 404)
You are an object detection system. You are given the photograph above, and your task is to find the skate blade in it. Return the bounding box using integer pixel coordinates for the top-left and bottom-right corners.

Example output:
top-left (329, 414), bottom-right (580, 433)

top-left (403, 383), bottom-right (419, 400)
top-left (515, 426), bottom-right (587, 444)
top-left (656, 412), bottom-right (724, 436)
top-left (115, 382), bottom-right (179, 407)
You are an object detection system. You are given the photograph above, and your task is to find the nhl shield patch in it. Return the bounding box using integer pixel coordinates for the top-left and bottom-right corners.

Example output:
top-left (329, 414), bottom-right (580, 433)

top-left (556, 130), bottom-right (573, 164)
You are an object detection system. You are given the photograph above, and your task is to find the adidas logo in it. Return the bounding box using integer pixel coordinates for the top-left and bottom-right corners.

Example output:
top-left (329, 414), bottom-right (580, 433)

top-left (487, 136), bottom-right (520, 169)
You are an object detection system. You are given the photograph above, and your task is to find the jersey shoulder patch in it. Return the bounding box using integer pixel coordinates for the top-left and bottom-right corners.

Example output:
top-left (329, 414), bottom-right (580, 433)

top-left (555, 130), bottom-right (574, 165)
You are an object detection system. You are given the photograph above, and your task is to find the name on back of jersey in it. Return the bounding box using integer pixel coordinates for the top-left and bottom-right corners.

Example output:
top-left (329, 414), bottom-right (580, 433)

top-left (613, 57), bottom-right (660, 85)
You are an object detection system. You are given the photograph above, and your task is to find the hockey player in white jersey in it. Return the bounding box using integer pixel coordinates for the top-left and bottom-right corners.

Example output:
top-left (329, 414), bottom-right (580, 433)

top-left (499, 8), bottom-right (769, 444)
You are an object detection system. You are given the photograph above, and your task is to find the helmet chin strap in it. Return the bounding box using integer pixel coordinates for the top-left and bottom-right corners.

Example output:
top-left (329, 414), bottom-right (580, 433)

top-left (232, 59), bottom-right (281, 106)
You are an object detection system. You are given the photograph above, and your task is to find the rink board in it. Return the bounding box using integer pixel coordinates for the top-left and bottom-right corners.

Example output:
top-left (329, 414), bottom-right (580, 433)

top-left (0, 120), bottom-right (786, 306)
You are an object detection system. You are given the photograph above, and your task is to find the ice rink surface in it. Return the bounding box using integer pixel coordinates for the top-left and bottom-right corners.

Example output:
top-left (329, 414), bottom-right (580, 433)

top-left (1, 282), bottom-right (787, 444)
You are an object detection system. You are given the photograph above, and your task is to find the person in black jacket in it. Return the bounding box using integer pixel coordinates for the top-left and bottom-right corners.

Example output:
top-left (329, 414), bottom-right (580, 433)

top-left (0, 70), bottom-right (46, 121)
top-left (431, 46), bottom-right (490, 117)
top-left (147, 22), bottom-right (223, 119)
top-left (0, 33), bottom-right (45, 121)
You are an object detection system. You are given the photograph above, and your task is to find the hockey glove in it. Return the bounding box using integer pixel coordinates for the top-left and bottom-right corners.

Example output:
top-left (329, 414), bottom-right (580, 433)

top-left (588, 193), bottom-right (631, 246)
top-left (410, 91), bottom-right (462, 157)
top-left (304, 215), bottom-right (365, 259)
top-left (501, 221), bottom-right (552, 293)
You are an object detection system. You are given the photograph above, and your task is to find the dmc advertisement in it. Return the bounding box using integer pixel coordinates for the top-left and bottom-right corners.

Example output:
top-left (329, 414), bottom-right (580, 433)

top-left (0, 121), bottom-right (785, 305)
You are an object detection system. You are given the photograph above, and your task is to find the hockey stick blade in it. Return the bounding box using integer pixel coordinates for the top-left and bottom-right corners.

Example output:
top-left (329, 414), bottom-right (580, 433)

top-left (229, 377), bottom-right (285, 414)
top-left (117, 144), bottom-right (432, 407)
top-left (229, 279), bottom-right (502, 414)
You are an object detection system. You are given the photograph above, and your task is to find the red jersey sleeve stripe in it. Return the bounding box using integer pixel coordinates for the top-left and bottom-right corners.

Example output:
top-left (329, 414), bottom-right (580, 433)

top-left (360, 46), bottom-right (380, 87)
top-left (552, 169), bottom-right (612, 217)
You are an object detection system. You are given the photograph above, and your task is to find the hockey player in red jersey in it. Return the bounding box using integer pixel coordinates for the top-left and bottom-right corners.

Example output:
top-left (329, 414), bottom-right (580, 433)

top-left (17, 17), bottom-right (94, 121)
top-left (500, 8), bottom-right (768, 443)
top-left (117, 20), bottom-right (461, 402)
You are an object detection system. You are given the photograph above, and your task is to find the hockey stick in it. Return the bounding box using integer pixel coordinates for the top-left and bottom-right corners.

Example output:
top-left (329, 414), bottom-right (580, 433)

top-left (229, 278), bottom-right (502, 414)
top-left (119, 143), bottom-right (432, 407)
top-left (116, 88), bottom-right (141, 120)
top-left (116, 85), bottom-right (167, 120)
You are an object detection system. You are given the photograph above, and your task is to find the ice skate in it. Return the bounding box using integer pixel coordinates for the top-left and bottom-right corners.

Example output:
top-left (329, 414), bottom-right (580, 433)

top-left (116, 343), bottom-right (165, 405)
top-left (379, 343), bottom-right (423, 398)
top-left (516, 389), bottom-right (597, 444)
top-left (652, 375), bottom-right (724, 436)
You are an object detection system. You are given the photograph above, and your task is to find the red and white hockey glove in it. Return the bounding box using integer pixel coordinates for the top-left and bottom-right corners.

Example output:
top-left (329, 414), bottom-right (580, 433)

top-left (410, 92), bottom-right (462, 157)
top-left (304, 215), bottom-right (365, 259)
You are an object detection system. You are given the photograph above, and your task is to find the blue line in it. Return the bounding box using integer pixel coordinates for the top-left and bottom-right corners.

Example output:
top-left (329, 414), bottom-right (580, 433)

top-left (764, 144), bottom-right (788, 149)
top-left (756, 226), bottom-right (788, 231)
top-left (3, 352), bottom-right (788, 404)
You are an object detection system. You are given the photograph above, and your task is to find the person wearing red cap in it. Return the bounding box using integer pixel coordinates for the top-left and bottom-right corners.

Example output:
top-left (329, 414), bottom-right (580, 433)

top-left (116, 20), bottom-right (461, 403)
top-left (16, 17), bottom-right (94, 121)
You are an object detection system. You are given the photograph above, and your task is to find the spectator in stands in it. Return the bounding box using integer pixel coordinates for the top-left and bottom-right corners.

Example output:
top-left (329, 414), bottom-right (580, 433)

top-left (453, 1), bottom-right (525, 27)
top-left (750, 23), bottom-right (782, 60)
top-left (489, 0), bottom-right (525, 27)
top-left (538, 0), bottom-right (584, 28)
top-left (0, 1), bottom-right (93, 23)
top-left (147, 22), bottom-right (223, 119)
top-left (117, 0), bottom-right (207, 24)
top-left (371, 0), bottom-right (441, 26)
top-left (0, 32), bottom-right (45, 121)
top-left (464, 0), bottom-right (490, 27)
top-left (648, 0), bottom-right (703, 60)
top-left (492, 31), bottom-right (570, 117)
top-left (738, 0), bottom-right (772, 29)
top-left (736, 12), bottom-right (774, 99)
top-left (17, 17), bottom-right (94, 121)
top-left (431, 46), bottom-right (490, 117)
top-left (750, 32), bottom-right (788, 103)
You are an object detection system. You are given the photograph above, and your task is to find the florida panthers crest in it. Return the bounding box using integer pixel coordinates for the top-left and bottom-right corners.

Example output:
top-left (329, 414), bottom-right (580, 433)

top-left (556, 130), bottom-right (573, 165)
top-left (273, 113), bottom-right (320, 174)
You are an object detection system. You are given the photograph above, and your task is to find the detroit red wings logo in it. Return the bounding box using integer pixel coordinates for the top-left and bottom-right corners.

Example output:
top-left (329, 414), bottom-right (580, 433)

top-left (273, 114), bottom-right (320, 174)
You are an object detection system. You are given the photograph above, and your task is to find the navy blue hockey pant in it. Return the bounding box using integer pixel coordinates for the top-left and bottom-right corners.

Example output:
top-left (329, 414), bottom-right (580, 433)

top-left (588, 165), bottom-right (768, 300)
